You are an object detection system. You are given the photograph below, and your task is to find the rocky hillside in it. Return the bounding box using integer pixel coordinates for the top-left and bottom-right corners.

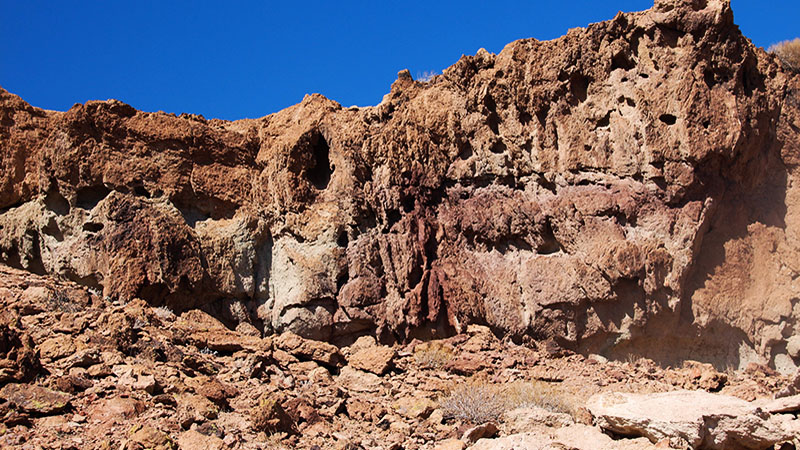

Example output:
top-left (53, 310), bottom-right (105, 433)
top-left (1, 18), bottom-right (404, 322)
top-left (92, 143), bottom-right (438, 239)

top-left (2, 0), bottom-right (800, 376)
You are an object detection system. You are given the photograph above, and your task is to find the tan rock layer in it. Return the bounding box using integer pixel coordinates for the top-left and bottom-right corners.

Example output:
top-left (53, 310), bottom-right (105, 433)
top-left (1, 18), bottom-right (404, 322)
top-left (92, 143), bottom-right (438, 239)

top-left (1, 0), bottom-right (799, 370)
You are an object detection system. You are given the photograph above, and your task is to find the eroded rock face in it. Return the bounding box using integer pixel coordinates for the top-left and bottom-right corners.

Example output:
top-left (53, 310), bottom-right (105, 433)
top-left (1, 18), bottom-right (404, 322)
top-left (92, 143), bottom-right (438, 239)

top-left (1, 0), bottom-right (799, 370)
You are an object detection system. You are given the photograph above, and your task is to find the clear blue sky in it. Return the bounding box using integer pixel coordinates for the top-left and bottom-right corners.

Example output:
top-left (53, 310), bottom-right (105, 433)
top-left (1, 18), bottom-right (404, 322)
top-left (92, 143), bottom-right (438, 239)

top-left (1, 1), bottom-right (797, 121)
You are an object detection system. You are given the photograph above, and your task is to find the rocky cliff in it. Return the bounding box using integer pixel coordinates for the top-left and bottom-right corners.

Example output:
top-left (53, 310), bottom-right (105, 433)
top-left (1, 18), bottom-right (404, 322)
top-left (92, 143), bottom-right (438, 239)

top-left (2, 0), bottom-right (799, 372)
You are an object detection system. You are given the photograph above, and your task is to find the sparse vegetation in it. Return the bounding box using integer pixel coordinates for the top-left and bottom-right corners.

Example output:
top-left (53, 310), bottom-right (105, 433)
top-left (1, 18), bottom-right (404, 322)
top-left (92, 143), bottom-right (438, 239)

top-left (413, 341), bottom-right (454, 369)
top-left (439, 379), bottom-right (574, 424)
top-left (199, 347), bottom-right (219, 356)
top-left (769, 38), bottom-right (800, 72)
top-left (49, 290), bottom-right (82, 313)
top-left (153, 305), bottom-right (175, 321)
top-left (416, 70), bottom-right (438, 82)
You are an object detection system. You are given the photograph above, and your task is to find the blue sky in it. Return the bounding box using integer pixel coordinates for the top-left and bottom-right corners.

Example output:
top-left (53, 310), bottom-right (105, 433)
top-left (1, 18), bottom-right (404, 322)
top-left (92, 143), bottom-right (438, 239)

top-left (1, 1), bottom-right (797, 121)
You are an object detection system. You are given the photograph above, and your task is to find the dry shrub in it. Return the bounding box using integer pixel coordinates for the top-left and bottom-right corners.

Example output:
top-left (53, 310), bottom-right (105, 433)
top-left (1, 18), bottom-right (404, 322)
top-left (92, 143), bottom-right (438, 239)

top-left (439, 380), bottom-right (506, 424)
top-left (769, 38), bottom-right (800, 72)
top-left (439, 379), bottom-right (574, 424)
top-left (503, 380), bottom-right (576, 415)
top-left (413, 341), bottom-right (454, 369)
top-left (153, 306), bottom-right (175, 321)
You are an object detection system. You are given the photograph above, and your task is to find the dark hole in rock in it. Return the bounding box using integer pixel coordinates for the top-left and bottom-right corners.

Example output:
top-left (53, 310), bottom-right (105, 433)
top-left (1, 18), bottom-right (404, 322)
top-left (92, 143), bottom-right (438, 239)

top-left (42, 217), bottom-right (64, 241)
top-left (538, 175), bottom-right (557, 194)
top-left (656, 25), bottom-right (681, 48)
top-left (402, 196), bottom-right (415, 213)
top-left (132, 184), bottom-right (151, 198)
top-left (639, 72), bottom-right (650, 79)
top-left (490, 140), bottom-right (507, 154)
top-left (570, 73), bottom-right (589, 103)
top-left (458, 141), bottom-right (474, 160)
top-left (75, 185), bottom-right (111, 210)
top-left (336, 268), bottom-right (349, 293)
top-left (493, 237), bottom-right (533, 254)
top-left (487, 112), bottom-right (501, 135)
top-left (83, 222), bottom-right (104, 233)
top-left (386, 209), bottom-right (401, 230)
top-left (1, 114), bottom-right (14, 128)
top-left (519, 109), bottom-right (532, 124)
top-left (483, 92), bottom-right (497, 113)
top-left (651, 176), bottom-right (668, 190)
top-left (741, 64), bottom-right (763, 97)
top-left (704, 69), bottom-right (716, 88)
top-left (178, 205), bottom-right (211, 228)
top-left (597, 112), bottom-right (611, 128)
top-left (703, 120), bottom-right (711, 129)
top-left (611, 52), bottom-right (635, 71)
top-left (626, 98), bottom-right (636, 108)
top-left (44, 191), bottom-right (70, 216)
top-left (306, 131), bottom-right (332, 190)
top-left (24, 230), bottom-right (45, 275)
top-left (536, 106), bottom-right (549, 128)
top-left (538, 220), bottom-right (562, 255)
top-left (337, 230), bottom-right (349, 248)
top-left (659, 114), bottom-right (677, 125)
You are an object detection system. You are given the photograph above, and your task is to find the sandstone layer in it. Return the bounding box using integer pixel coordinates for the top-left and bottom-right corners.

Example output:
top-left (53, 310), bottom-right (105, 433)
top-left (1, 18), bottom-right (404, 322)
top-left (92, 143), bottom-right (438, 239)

top-left (1, 0), bottom-right (799, 372)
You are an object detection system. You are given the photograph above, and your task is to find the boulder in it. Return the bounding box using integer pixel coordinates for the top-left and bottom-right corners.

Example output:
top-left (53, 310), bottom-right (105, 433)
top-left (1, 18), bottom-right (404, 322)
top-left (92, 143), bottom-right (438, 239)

top-left (176, 309), bottom-right (265, 352)
top-left (37, 334), bottom-right (76, 362)
top-left (0, 322), bottom-right (40, 383)
top-left (393, 396), bottom-right (436, 420)
top-left (471, 424), bottom-right (656, 449)
top-left (503, 406), bottom-right (574, 432)
top-left (461, 422), bottom-right (498, 443)
top-left (175, 393), bottom-right (219, 428)
top-left (251, 393), bottom-right (294, 434)
top-left (128, 426), bottom-right (175, 450)
top-left (87, 396), bottom-right (145, 422)
top-left (0, 383), bottom-right (71, 415)
top-left (336, 366), bottom-right (384, 393)
top-left (177, 430), bottom-right (224, 450)
top-left (348, 345), bottom-right (395, 375)
top-left (275, 332), bottom-right (343, 367)
top-left (587, 390), bottom-right (798, 449)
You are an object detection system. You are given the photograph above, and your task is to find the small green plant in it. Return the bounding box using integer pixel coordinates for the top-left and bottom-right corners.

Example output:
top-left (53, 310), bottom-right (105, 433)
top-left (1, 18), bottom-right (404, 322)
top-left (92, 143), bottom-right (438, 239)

top-left (769, 38), bottom-right (800, 72)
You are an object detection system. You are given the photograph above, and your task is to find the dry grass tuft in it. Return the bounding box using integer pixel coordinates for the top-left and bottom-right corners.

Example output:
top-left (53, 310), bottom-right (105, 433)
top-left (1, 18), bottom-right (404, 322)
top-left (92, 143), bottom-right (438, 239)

top-left (439, 379), bottom-right (575, 424)
top-left (413, 341), bottom-right (454, 369)
top-left (153, 306), bottom-right (175, 321)
top-left (769, 38), bottom-right (800, 72)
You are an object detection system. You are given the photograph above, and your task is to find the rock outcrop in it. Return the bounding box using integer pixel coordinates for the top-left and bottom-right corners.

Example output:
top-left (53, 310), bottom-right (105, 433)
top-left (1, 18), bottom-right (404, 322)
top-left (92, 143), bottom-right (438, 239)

top-left (1, 0), bottom-right (799, 372)
top-left (587, 390), bottom-right (800, 449)
top-left (0, 264), bottom-right (797, 448)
